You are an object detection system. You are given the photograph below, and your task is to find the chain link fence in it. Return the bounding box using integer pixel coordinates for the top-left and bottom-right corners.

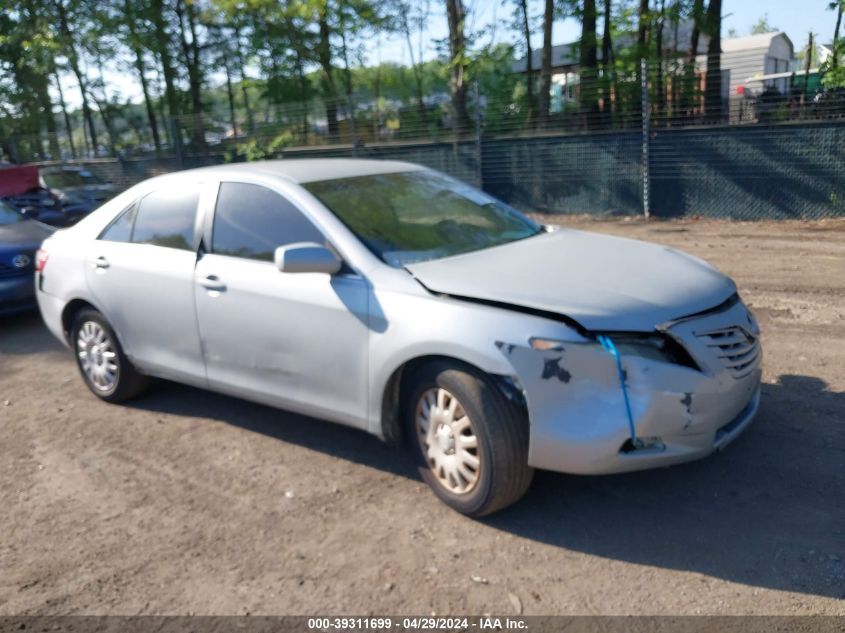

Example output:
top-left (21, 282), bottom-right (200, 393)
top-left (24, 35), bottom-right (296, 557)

top-left (8, 60), bottom-right (845, 219)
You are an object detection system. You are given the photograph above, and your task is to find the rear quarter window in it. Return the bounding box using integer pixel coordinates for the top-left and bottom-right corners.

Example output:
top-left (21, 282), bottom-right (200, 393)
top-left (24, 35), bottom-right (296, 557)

top-left (99, 204), bottom-right (137, 242)
top-left (132, 186), bottom-right (200, 250)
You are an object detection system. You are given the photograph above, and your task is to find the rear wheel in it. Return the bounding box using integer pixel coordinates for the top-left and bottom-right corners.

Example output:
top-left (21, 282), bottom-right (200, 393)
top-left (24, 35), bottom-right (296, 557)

top-left (405, 361), bottom-right (533, 516)
top-left (71, 308), bottom-right (149, 403)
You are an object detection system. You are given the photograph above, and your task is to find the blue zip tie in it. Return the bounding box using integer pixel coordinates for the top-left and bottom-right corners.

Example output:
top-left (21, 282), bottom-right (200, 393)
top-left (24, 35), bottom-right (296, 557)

top-left (597, 335), bottom-right (638, 445)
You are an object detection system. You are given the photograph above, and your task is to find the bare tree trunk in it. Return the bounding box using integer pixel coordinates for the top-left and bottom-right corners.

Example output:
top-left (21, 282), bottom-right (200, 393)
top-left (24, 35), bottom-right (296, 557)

top-left (704, 0), bottom-right (722, 122)
top-left (833, 3), bottom-right (843, 67)
top-left (150, 0), bottom-right (182, 155)
top-left (53, 69), bottom-right (76, 158)
top-left (581, 0), bottom-right (599, 128)
top-left (655, 0), bottom-right (665, 116)
top-left (518, 0), bottom-right (534, 121)
top-left (93, 54), bottom-right (117, 155)
top-left (537, 0), bottom-right (553, 126)
top-left (223, 56), bottom-right (238, 138)
top-left (175, 0), bottom-right (205, 150)
top-left (232, 22), bottom-right (255, 134)
top-left (685, 0), bottom-right (704, 117)
top-left (294, 45), bottom-right (309, 142)
top-left (802, 31), bottom-right (813, 109)
top-left (637, 0), bottom-right (650, 55)
top-left (338, 11), bottom-right (358, 144)
top-left (54, 0), bottom-right (98, 153)
top-left (400, 6), bottom-right (426, 119)
top-left (35, 73), bottom-right (61, 159)
top-left (316, 6), bottom-right (340, 141)
top-left (670, 0), bottom-right (681, 117)
top-left (445, 0), bottom-right (470, 134)
top-left (602, 0), bottom-right (617, 118)
top-left (125, 0), bottom-right (161, 153)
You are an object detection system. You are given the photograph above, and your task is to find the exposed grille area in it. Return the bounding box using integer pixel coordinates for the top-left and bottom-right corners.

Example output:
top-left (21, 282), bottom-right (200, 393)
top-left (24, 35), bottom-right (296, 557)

top-left (697, 327), bottom-right (760, 379)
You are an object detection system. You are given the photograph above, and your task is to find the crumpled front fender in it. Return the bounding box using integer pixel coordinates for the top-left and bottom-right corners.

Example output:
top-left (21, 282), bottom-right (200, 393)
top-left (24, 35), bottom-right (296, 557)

top-left (498, 341), bottom-right (761, 475)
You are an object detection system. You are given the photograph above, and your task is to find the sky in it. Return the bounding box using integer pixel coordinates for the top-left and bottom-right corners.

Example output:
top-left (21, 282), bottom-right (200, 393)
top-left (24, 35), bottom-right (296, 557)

top-left (55, 0), bottom-right (839, 109)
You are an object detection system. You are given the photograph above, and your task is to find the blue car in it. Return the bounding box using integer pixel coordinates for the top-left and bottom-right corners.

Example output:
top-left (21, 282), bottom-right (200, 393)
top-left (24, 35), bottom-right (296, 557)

top-left (0, 200), bottom-right (55, 315)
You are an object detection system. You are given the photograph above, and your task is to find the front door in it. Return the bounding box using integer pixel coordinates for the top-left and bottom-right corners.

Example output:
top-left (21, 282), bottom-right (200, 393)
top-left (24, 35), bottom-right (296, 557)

top-left (193, 181), bottom-right (370, 428)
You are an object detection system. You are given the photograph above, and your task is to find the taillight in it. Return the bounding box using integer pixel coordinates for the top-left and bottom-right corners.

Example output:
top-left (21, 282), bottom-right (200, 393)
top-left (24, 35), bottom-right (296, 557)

top-left (35, 248), bottom-right (49, 273)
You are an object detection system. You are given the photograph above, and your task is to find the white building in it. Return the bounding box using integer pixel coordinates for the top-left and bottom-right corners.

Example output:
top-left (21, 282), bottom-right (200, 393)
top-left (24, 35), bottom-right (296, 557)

top-left (709, 32), bottom-right (795, 97)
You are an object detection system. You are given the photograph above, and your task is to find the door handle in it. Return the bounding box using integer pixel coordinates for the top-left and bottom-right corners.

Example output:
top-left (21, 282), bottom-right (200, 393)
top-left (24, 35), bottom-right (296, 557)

top-left (198, 274), bottom-right (226, 292)
top-left (93, 256), bottom-right (110, 269)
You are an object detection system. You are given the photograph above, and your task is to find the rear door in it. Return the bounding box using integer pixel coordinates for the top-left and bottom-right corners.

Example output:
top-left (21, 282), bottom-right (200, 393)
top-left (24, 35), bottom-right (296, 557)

top-left (84, 182), bottom-right (207, 384)
top-left (193, 180), bottom-right (370, 428)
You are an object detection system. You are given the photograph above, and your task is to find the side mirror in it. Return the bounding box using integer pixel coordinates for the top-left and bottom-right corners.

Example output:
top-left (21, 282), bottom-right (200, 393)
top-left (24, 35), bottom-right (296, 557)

top-left (274, 242), bottom-right (342, 275)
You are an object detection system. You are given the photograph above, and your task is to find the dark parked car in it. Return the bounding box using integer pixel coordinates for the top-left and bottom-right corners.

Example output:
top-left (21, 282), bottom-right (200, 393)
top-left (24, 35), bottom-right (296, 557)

top-left (0, 200), bottom-right (55, 315)
top-left (0, 165), bottom-right (91, 227)
top-left (40, 166), bottom-right (117, 210)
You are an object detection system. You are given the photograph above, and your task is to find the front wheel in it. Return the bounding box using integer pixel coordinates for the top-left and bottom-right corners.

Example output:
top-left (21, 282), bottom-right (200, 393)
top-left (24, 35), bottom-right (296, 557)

top-left (405, 362), bottom-right (534, 516)
top-left (71, 308), bottom-right (149, 403)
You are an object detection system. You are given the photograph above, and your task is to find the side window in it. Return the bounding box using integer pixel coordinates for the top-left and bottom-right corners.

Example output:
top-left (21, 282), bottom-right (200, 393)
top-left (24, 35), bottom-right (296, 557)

top-left (132, 186), bottom-right (200, 250)
top-left (212, 182), bottom-right (325, 262)
top-left (99, 204), bottom-right (137, 242)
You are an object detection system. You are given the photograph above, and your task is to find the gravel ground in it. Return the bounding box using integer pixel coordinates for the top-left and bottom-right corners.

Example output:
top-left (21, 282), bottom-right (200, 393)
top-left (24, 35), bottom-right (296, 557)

top-left (1, 217), bottom-right (843, 616)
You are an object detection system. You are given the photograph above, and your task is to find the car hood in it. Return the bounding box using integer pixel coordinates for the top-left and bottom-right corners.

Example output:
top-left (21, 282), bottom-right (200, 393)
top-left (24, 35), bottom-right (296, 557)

top-left (405, 229), bottom-right (737, 332)
top-left (0, 219), bottom-right (55, 249)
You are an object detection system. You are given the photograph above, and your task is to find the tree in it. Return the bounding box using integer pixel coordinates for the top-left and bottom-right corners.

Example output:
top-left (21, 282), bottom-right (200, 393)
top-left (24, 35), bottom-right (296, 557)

top-left (536, 0), bottom-right (554, 126)
top-left (123, 0), bottom-right (161, 153)
top-left (832, 1), bottom-right (843, 69)
top-left (688, 0), bottom-right (704, 61)
top-left (750, 14), bottom-right (777, 35)
top-left (149, 0), bottom-right (183, 153)
top-left (444, 0), bottom-right (470, 133)
top-left (513, 0), bottom-right (535, 121)
top-left (703, 0), bottom-right (722, 122)
top-left (395, 0), bottom-right (428, 118)
top-left (53, 0), bottom-right (99, 153)
top-left (600, 0), bottom-right (617, 118)
top-left (174, 0), bottom-right (207, 150)
top-left (821, 1), bottom-right (845, 88)
top-left (654, 0), bottom-right (666, 114)
top-left (580, 0), bottom-right (599, 126)
top-left (637, 0), bottom-right (650, 56)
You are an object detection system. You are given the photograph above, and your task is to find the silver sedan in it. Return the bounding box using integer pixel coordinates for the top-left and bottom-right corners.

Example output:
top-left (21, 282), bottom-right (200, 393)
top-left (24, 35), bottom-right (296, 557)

top-left (36, 159), bottom-right (762, 516)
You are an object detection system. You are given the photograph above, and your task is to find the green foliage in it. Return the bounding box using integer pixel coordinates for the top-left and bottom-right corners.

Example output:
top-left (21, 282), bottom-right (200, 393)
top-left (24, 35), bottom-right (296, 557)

top-left (750, 14), bottom-right (777, 35)
top-left (821, 43), bottom-right (845, 88)
top-left (0, 0), bottom-right (834, 160)
top-left (225, 130), bottom-right (296, 162)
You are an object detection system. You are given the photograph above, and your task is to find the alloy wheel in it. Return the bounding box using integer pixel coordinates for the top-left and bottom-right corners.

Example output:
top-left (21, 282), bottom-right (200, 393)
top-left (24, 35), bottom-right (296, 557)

top-left (76, 320), bottom-right (119, 392)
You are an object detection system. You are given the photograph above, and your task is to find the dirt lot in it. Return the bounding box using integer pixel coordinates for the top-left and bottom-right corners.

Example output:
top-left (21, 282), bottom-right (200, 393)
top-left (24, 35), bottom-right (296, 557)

top-left (1, 218), bottom-right (843, 616)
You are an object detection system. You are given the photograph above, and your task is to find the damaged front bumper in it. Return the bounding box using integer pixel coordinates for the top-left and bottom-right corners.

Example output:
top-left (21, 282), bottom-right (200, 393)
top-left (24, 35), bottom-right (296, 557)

top-left (501, 299), bottom-right (762, 475)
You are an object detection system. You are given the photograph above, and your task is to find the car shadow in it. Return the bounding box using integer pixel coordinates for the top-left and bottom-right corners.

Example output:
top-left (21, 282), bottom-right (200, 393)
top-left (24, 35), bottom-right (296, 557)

top-left (127, 372), bottom-right (845, 600)
top-left (4, 315), bottom-right (843, 600)
top-left (127, 379), bottom-right (419, 482)
top-left (484, 374), bottom-right (845, 600)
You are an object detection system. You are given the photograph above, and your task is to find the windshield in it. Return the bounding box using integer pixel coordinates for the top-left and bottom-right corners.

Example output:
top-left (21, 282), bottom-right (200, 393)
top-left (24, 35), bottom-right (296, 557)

top-left (0, 201), bottom-right (23, 226)
top-left (42, 169), bottom-right (102, 188)
top-left (304, 170), bottom-right (541, 267)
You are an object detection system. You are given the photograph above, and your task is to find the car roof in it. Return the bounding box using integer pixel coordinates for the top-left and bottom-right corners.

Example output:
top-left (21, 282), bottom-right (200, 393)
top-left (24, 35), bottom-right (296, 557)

top-left (177, 158), bottom-right (425, 184)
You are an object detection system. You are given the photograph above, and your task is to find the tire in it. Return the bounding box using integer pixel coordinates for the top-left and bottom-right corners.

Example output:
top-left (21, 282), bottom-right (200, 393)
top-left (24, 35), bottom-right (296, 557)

top-left (71, 308), bottom-right (149, 403)
top-left (404, 361), bottom-right (534, 516)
